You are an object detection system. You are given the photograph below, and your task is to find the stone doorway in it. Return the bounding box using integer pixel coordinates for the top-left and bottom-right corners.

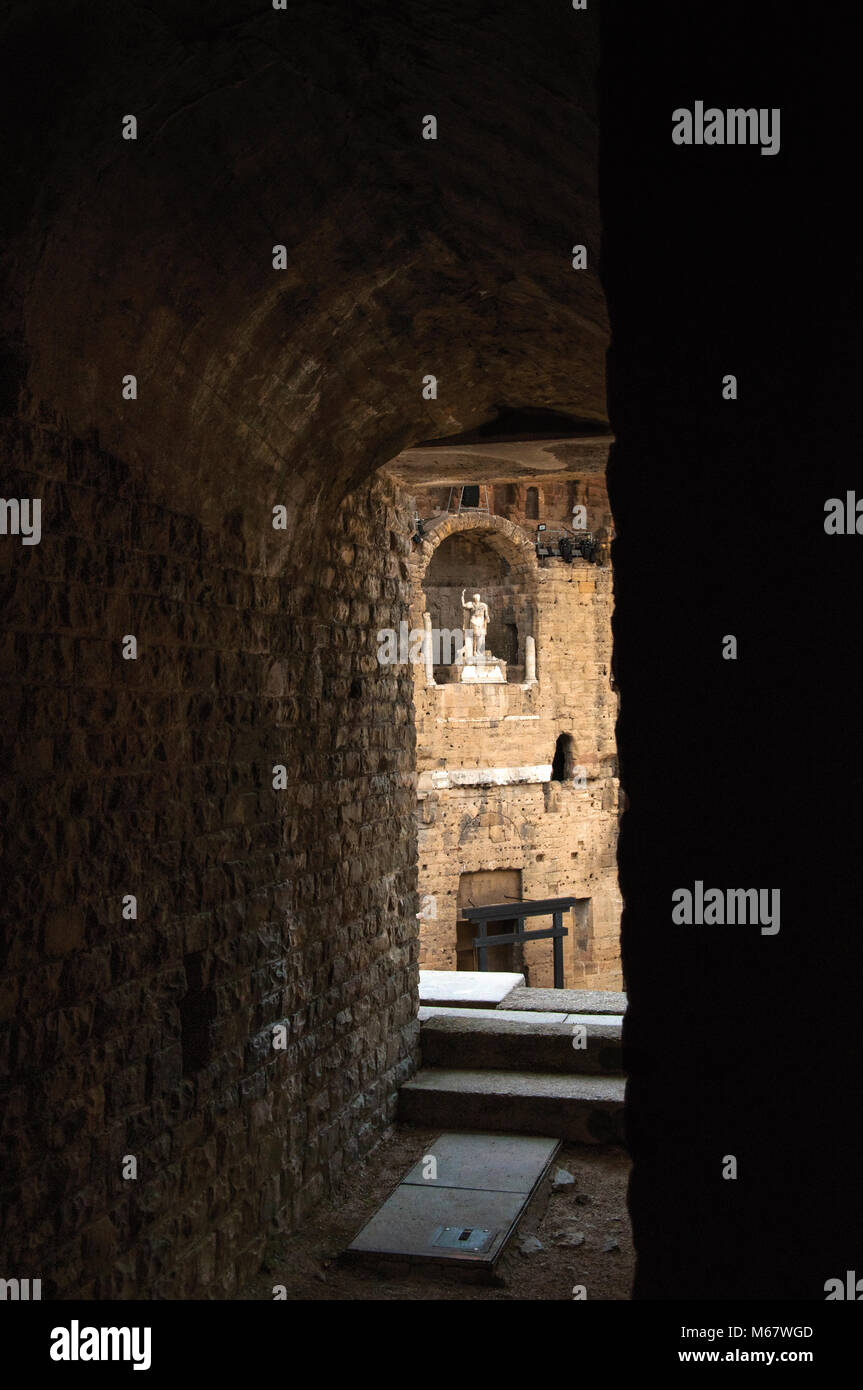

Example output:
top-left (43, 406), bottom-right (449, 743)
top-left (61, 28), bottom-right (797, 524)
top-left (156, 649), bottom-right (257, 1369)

top-left (456, 868), bottom-right (525, 976)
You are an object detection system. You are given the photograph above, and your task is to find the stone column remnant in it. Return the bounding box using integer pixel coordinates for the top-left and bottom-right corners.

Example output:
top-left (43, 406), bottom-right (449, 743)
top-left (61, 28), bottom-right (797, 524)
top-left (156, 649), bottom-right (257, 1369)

top-left (423, 611), bottom-right (435, 685)
top-left (525, 634), bottom-right (537, 683)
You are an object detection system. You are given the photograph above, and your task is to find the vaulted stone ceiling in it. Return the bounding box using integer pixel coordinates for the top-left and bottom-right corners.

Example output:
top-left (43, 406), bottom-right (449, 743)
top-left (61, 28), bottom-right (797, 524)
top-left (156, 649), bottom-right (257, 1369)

top-left (2, 0), bottom-right (606, 542)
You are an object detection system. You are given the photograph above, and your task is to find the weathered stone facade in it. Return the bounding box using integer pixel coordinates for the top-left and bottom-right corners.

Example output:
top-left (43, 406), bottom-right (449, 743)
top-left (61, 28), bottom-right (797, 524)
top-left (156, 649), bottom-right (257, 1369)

top-left (0, 416), bottom-right (418, 1297)
top-left (405, 475), bottom-right (622, 988)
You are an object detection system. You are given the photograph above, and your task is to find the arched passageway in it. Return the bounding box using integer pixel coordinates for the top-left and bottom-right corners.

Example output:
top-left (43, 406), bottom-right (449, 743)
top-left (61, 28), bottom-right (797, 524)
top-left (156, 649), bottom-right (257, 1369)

top-left (0, 1), bottom-right (608, 1299)
top-left (6, 0), bottom-right (850, 1309)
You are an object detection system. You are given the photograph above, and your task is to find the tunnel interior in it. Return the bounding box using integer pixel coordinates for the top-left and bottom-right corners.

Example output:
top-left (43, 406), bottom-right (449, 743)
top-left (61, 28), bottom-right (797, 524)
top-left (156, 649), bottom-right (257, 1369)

top-left (1, 0), bottom-right (860, 1305)
top-left (0, 0), bottom-right (607, 1300)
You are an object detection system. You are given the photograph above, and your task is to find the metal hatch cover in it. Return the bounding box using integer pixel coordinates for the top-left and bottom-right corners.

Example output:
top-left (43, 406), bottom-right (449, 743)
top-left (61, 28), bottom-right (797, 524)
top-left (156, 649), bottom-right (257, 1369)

top-left (430, 1225), bottom-right (497, 1252)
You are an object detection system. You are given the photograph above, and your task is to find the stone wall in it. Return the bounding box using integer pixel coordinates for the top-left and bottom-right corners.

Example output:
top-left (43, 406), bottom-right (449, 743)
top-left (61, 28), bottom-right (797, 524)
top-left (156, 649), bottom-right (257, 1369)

top-left (406, 492), bottom-right (622, 988)
top-left (0, 415), bottom-right (419, 1298)
top-left (421, 478), bottom-right (613, 538)
top-left (493, 479), bottom-right (613, 534)
top-left (416, 778), bottom-right (621, 987)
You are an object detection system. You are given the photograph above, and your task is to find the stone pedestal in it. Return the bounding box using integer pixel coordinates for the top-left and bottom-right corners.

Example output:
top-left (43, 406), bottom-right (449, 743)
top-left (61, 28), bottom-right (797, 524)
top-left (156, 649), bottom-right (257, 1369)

top-left (460, 659), bottom-right (506, 684)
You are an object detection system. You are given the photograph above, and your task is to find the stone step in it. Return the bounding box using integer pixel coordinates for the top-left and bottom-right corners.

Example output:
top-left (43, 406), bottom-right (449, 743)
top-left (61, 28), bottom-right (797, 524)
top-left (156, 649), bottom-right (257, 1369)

top-left (498, 986), bottom-right (627, 1015)
top-left (399, 1068), bottom-right (626, 1144)
top-left (419, 1005), bottom-right (573, 1024)
top-left (419, 969), bottom-right (525, 1009)
top-left (420, 1012), bottom-right (622, 1075)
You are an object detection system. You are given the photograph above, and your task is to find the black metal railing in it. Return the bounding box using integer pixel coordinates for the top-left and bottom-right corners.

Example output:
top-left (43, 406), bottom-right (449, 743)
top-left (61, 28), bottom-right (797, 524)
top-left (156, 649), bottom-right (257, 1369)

top-left (460, 895), bottom-right (577, 989)
top-left (535, 527), bottom-right (608, 564)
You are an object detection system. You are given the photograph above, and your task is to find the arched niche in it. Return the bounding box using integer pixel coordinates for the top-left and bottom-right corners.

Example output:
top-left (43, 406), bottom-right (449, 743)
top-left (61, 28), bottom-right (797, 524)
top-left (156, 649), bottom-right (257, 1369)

top-left (552, 732), bottom-right (576, 780)
top-left (417, 515), bottom-right (537, 683)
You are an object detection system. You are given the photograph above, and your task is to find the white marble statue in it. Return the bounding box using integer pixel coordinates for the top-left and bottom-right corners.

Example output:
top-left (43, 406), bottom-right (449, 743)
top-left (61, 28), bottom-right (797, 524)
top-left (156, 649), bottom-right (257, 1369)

top-left (461, 589), bottom-right (489, 663)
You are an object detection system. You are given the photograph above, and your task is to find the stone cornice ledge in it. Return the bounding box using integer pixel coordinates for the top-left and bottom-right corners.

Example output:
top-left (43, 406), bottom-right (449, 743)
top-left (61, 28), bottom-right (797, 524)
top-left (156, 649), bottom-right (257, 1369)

top-left (418, 764), bottom-right (552, 792)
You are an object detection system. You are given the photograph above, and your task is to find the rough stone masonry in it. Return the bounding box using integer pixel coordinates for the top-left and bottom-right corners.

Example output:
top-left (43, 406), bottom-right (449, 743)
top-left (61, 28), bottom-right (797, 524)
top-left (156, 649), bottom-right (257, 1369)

top-left (403, 470), bottom-right (622, 988)
top-left (0, 415), bottom-right (420, 1296)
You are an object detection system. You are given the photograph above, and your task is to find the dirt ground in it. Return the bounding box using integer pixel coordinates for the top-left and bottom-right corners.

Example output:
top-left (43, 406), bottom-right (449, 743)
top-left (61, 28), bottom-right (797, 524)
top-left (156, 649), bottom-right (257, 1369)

top-left (238, 1125), bottom-right (634, 1301)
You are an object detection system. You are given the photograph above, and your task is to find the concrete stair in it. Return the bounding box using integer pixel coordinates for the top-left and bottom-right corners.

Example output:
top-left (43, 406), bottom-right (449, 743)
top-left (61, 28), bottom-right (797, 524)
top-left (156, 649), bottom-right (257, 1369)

top-left (419, 1012), bottom-right (623, 1076)
top-left (400, 977), bottom-right (628, 1144)
top-left (399, 1068), bottom-right (625, 1144)
top-left (498, 986), bottom-right (627, 1015)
